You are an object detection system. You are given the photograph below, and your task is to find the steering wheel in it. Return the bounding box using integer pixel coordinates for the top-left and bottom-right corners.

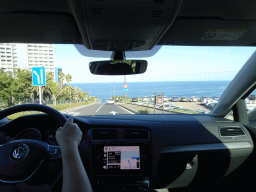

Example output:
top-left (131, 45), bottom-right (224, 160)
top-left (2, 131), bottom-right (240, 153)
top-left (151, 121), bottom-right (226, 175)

top-left (0, 104), bottom-right (67, 184)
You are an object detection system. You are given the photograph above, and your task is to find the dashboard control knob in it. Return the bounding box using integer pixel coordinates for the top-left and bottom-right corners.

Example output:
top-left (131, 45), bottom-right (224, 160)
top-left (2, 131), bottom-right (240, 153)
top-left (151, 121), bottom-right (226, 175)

top-left (141, 155), bottom-right (146, 159)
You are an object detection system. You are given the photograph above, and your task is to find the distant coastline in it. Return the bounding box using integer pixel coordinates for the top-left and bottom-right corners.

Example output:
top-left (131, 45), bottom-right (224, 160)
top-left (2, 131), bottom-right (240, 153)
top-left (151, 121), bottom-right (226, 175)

top-left (70, 81), bottom-right (232, 103)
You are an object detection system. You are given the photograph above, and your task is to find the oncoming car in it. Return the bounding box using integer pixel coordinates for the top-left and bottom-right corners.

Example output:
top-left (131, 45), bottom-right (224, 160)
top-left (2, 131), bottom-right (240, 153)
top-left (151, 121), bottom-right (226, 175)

top-left (1, 1), bottom-right (256, 192)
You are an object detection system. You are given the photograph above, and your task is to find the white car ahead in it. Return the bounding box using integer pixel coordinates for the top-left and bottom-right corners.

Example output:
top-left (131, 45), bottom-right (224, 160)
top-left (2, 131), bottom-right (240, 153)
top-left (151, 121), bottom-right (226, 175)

top-left (107, 98), bottom-right (114, 104)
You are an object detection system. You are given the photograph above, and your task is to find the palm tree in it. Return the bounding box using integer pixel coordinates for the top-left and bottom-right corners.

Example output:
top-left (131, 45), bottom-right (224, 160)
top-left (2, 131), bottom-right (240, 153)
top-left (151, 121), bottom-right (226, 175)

top-left (66, 74), bottom-right (72, 102)
top-left (58, 72), bottom-right (65, 88)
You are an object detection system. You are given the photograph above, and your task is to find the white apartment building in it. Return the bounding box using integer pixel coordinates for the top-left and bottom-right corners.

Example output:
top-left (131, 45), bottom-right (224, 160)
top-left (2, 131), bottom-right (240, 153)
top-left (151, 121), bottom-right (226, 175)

top-left (0, 43), bottom-right (17, 73)
top-left (0, 43), bottom-right (55, 81)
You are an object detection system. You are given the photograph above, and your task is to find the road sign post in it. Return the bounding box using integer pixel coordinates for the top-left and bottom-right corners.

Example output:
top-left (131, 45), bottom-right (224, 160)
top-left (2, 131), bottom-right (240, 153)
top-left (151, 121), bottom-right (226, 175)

top-left (32, 67), bottom-right (46, 104)
top-left (123, 80), bottom-right (128, 104)
top-left (153, 92), bottom-right (164, 114)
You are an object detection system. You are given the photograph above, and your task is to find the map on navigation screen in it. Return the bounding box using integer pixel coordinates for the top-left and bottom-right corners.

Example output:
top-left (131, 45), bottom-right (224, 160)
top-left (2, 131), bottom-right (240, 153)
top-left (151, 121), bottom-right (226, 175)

top-left (103, 146), bottom-right (140, 170)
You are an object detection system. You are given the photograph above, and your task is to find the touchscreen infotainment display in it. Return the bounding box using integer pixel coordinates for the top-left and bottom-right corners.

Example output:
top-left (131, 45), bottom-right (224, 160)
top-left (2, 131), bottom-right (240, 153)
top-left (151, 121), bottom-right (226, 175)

top-left (103, 146), bottom-right (140, 170)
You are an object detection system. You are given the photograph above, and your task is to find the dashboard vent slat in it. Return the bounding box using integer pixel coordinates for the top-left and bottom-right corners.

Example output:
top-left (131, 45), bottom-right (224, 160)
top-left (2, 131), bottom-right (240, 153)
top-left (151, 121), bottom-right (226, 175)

top-left (124, 129), bottom-right (149, 139)
top-left (92, 128), bottom-right (149, 140)
top-left (219, 127), bottom-right (245, 137)
top-left (92, 129), bottom-right (118, 140)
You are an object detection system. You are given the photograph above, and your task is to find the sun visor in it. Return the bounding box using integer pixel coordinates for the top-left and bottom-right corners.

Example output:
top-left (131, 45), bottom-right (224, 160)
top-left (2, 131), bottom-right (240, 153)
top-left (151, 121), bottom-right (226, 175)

top-left (158, 19), bottom-right (256, 46)
top-left (80, 0), bottom-right (182, 51)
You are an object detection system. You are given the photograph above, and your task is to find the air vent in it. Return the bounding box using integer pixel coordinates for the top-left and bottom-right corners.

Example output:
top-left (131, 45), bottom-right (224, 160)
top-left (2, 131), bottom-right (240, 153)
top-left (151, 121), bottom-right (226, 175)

top-left (152, 10), bottom-right (163, 17)
top-left (91, 128), bottom-right (149, 140)
top-left (219, 127), bottom-right (245, 137)
top-left (92, 7), bottom-right (104, 15)
top-left (92, 129), bottom-right (117, 140)
top-left (124, 129), bottom-right (149, 139)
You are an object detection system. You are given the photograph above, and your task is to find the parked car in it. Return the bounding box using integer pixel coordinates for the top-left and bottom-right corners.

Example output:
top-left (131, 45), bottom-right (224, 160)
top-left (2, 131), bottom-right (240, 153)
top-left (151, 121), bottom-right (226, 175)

top-left (249, 95), bottom-right (256, 100)
top-left (34, 100), bottom-right (46, 105)
top-left (132, 97), bottom-right (138, 102)
top-left (163, 96), bottom-right (168, 102)
top-left (191, 96), bottom-right (197, 102)
top-left (181, 96), bottom-right (188, 102)
top-left (205, 100), bottom-right (217, 106)
top-left (107, 98), bottom-right (114, 104)
top-left (172, 96), bottom-right (179, 102)
top-left (142, 96), bottom-right (149, 101)
top-left (201, 96), bottom-right (208, 104)
top-left (212, 96), bottom-right (220, 101)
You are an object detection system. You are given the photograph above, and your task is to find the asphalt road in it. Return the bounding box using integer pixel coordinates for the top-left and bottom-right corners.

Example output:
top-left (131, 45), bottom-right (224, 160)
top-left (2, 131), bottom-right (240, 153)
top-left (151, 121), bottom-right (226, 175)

top-left (63, 103), bottom-right (135, 116)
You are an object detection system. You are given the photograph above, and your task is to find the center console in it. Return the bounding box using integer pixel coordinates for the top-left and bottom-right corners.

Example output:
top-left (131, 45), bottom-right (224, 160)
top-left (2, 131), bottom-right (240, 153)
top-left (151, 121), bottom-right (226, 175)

top-left (89, 128), bottom-right (151, 191)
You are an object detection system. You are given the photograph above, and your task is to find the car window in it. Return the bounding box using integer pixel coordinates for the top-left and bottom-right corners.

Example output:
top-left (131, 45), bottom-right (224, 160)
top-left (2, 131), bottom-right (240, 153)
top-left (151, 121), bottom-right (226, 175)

top-left (1, 43), bottom-right (255, 116)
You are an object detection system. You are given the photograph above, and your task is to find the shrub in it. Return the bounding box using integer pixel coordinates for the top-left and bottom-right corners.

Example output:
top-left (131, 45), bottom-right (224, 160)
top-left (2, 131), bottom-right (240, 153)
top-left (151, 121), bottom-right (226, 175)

top-left (136, 108), bottom-right (150, 114)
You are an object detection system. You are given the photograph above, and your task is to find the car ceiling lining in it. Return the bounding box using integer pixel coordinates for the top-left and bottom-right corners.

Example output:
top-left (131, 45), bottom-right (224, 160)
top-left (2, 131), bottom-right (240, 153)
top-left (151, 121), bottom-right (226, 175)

top-left (0, 0), bottom-right (256, 49)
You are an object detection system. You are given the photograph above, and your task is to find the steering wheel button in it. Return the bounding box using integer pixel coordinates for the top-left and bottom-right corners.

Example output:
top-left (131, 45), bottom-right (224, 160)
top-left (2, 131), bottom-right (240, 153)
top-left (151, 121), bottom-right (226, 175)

top-left (49, 149), bottom-right (57, 154)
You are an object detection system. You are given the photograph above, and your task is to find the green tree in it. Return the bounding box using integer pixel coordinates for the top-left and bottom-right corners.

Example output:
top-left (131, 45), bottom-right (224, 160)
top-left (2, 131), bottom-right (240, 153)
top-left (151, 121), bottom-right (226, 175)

top-left (0, 69), bottom-right (13, 106)
top-left (45, 80), bottom-right (67, 105)
top-left (46, 72), bottom-right (54, 82)
top-left (10, 68), bottom-right (34, 103)
top-left (66, 74), bottom-right (72, 102)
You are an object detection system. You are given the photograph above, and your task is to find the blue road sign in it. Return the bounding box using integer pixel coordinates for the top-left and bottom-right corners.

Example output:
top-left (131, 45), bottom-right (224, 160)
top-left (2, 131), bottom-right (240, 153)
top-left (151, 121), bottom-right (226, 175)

top-left (124, 88), bottom-right (128, 92)
top-left (32, 67), bottom-right (46, 86)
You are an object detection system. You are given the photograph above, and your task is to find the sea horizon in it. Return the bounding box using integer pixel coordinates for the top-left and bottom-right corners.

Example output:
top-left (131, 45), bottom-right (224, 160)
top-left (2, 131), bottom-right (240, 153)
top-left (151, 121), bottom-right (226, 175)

top-left (69, 80), bottom-right (233, 102)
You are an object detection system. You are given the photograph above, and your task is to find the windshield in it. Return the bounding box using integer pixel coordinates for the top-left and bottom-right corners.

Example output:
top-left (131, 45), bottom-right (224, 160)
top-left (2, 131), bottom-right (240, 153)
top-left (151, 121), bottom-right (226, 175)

top-left (1, 43), bottom-right (256, 118)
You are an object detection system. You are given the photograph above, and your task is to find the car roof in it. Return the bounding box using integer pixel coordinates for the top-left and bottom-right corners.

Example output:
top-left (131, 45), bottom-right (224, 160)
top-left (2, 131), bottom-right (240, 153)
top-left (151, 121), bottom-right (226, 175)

top-left (1, 0), bottom-right (255, 50)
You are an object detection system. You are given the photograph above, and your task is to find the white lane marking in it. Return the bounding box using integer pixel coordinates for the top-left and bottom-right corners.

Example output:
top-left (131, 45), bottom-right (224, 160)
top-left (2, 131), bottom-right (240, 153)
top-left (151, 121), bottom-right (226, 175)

top-left (110, 111), bottom-right (118, 115)
top-left (62, 103), bottom-right (97, 114)
top-left (95, 104), bottom-right (104, 113)
top-left (117, 105), bottom-right (135, 114)
top-left (68, 112), bottom-right (80, 116)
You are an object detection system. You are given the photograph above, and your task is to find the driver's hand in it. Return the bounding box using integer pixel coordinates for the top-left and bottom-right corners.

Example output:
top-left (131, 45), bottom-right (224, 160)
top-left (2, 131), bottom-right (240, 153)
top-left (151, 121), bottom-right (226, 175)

top-left (56, 117), bottom-right (82, 152)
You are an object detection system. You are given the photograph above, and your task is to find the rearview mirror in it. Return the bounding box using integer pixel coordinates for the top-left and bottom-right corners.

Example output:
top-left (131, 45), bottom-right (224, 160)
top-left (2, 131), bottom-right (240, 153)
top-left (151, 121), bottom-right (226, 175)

top-left (89, 60), bottom-right (147, 75)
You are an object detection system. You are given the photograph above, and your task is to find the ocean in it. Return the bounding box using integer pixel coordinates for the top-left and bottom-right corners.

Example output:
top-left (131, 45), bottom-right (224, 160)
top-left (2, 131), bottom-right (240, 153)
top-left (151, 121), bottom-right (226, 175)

top-left (70, 81), bottom-right (232, 103)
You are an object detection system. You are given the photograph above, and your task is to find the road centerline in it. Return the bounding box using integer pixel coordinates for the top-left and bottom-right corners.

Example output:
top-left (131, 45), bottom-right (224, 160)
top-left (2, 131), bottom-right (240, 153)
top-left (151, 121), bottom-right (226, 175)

top-left (95, 103), bottom-right (105, 114)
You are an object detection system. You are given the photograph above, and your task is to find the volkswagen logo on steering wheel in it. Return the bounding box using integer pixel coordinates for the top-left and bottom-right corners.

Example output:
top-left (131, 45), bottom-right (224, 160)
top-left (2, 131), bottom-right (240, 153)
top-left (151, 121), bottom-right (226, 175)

top-left (10, 144), bottom-right (29, 161)
top-left (13, 147), bottom-right (26, 159)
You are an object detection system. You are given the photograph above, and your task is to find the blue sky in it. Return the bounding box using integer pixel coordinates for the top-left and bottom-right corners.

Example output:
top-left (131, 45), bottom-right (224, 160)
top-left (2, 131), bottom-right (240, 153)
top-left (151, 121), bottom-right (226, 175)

top-left (54, 44), bottom-right (256, 83)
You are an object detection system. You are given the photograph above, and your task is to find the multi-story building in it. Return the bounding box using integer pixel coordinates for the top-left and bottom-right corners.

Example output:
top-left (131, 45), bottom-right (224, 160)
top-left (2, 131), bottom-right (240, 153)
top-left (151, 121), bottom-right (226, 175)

top-left (0, 43), bottom-right (56, 81)
top-left (0, 43), bottom-right (17, 73)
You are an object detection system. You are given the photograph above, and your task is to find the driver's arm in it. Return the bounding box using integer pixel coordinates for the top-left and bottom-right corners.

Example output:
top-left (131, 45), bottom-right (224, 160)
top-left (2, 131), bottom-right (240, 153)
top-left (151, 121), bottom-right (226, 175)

top-left (56, 118), bottom-right (93, 192)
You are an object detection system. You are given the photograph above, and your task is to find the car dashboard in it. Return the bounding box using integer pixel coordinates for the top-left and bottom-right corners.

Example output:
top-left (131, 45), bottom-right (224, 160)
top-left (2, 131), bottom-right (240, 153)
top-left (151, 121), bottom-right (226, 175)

top-left (0, 114), bottom-right (255, 191)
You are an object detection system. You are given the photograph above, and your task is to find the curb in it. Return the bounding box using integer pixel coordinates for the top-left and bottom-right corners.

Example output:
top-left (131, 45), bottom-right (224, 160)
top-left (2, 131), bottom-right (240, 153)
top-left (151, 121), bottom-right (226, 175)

top-left (117, 104), bottom-right (138, 114)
